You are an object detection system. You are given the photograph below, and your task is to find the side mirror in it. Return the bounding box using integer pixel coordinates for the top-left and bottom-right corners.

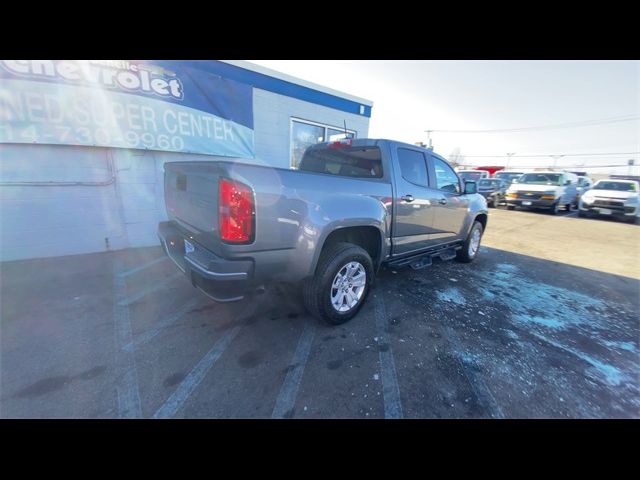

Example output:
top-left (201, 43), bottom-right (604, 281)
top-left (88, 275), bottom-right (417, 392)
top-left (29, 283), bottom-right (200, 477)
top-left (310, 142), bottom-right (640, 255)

top-left (464, 181), bottom-right (477, 194)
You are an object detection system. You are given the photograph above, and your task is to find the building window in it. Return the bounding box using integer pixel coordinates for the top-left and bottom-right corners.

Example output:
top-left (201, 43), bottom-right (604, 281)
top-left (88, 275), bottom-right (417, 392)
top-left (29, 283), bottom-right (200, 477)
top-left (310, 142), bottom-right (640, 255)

top-left (290, 118), bottom-right (356, 168)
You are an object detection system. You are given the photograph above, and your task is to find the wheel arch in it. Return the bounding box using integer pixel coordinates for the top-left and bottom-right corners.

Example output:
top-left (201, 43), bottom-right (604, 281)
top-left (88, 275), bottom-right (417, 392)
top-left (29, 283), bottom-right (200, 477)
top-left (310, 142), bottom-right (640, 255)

top-left (311, 225), bottom-right (385, 276)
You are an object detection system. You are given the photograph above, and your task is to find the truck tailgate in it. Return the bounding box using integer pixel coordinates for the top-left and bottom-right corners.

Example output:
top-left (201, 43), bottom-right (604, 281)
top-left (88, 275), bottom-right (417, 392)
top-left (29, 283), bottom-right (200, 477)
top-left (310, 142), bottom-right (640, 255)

top-left (163, 160), bottom-right (297, 257)
top-left (164, 162), bottom-right (223, 239)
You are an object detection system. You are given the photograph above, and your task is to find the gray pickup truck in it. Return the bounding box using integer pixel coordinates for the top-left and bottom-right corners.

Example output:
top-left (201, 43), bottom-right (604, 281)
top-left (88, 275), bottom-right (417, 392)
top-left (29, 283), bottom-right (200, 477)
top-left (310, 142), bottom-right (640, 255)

top-left (158, 138), bottom-right (488, 324)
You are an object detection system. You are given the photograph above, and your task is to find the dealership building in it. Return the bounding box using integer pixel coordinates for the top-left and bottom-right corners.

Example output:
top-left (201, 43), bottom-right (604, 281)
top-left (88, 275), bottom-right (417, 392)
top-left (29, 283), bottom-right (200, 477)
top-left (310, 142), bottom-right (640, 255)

top-left (0, 60), bottom-right (373, 261)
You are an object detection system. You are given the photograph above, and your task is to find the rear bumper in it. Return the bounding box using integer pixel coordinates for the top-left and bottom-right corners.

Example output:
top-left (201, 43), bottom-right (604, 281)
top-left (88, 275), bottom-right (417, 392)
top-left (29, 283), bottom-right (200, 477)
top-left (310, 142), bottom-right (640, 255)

top-left (157, 221), bottom-right (253, 302)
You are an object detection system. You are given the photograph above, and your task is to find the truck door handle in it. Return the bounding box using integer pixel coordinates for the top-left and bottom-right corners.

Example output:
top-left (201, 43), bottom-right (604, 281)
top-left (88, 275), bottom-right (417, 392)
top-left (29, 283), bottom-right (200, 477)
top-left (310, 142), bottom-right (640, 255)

top-left (438, 198), bottom-right (447, 205)
top-left (401, 194), bottom-right (414, 203)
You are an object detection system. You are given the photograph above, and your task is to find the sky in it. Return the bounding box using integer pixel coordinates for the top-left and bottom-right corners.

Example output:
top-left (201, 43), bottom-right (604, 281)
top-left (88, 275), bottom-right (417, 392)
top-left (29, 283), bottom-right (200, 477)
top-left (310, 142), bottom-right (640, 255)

top-left (249, 60), bottom-right (640, 175)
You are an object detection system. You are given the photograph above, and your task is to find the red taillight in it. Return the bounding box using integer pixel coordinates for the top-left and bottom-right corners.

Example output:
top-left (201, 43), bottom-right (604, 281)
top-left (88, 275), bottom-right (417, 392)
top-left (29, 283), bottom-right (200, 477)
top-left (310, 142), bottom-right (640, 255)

top-left (219, 178), bottom-right (254, 244)
top-left (328, 138), bottom-right (352, 148)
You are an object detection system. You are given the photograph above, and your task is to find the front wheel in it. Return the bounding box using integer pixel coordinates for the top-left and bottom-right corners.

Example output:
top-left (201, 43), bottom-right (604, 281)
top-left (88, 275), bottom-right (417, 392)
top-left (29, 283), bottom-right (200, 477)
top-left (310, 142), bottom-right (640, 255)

top-left (302, 242), bottom-right (373, 325)
top-left (550, 202), bottom-right (560, 215)
top-left (456, 220), bottom-right (484, 263)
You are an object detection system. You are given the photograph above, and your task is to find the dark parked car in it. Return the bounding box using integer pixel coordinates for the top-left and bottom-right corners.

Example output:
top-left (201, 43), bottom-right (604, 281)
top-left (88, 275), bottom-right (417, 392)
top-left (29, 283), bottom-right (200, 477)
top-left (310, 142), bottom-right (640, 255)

top-left (478, 178), bottom-right (508, 208)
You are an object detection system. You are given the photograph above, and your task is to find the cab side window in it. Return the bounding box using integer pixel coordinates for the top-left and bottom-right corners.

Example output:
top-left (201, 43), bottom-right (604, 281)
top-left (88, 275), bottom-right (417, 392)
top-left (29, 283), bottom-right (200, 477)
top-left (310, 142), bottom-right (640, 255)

top-left (433, 157), bottom-right (461, 194)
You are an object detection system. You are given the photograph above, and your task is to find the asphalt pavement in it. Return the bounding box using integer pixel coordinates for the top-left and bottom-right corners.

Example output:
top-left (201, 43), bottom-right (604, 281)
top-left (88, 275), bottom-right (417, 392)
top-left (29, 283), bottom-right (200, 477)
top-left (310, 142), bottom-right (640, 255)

top-left (1, 207), bottom-right (638, 418)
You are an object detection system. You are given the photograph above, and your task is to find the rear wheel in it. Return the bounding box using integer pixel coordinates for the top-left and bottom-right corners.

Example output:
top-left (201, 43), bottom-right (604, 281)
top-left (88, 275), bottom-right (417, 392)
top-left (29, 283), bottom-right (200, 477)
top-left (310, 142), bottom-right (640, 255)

top-left (302, 242), bottom-right (373, 325)
top-left (456, 220), bottom-right (483, 263)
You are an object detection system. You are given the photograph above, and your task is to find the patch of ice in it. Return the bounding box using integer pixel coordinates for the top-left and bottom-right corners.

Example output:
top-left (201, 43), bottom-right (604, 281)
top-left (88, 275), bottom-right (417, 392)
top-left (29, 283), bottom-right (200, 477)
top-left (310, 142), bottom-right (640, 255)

top-left (436, 287), bottom-right (466, 306)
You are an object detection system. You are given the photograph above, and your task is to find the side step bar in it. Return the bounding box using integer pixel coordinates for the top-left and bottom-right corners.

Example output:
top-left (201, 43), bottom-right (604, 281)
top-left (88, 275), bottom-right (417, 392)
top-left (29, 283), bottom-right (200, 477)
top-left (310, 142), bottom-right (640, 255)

top-left (387, 243), bottom-right (462, 270)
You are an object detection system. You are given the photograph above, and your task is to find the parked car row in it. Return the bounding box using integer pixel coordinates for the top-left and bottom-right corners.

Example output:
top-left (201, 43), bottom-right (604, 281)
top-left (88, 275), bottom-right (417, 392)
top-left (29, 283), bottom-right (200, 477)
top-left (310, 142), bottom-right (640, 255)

top-left (457, 167), bottom-right (638, 223)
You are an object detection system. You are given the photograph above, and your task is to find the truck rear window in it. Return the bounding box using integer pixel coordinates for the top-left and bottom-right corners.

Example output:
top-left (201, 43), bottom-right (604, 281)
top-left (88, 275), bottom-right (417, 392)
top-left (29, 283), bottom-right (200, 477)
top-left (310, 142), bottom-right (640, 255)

top-left (299, 146), bottom-right (383, 178)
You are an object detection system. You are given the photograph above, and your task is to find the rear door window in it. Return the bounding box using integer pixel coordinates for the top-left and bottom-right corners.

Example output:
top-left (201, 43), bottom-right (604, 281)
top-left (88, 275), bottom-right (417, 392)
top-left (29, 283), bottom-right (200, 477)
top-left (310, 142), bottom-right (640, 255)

top-left (397, 148), bottom-right (429, 186)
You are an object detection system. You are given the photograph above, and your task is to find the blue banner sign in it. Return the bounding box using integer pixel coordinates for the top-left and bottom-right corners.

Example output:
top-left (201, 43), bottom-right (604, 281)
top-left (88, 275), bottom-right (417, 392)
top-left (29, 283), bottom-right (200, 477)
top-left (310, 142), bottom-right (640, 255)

top-left (0, 60), bottom-right (254, 157)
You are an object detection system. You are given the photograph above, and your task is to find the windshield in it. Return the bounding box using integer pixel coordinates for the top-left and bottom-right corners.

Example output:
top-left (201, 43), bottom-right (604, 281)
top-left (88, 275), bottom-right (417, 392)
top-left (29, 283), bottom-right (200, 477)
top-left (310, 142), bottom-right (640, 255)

top-left (592, 181), bottom-right (637, 192)
top-left (478, 179), bottom-right (501, 188)
top-left (459, 172), bottom-right (483, 181)
top-left (495, 172), bottom-right (523, 183)
top-left (518, 173), bottom-right (562, 185)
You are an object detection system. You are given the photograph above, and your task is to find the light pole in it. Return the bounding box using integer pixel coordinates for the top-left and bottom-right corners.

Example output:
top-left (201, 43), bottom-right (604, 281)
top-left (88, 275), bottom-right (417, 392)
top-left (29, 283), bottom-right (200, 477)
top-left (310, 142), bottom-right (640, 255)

top-left (506, 153), bottom-right (515, 169)
top-left (425, 130), bottom-right (433, 149)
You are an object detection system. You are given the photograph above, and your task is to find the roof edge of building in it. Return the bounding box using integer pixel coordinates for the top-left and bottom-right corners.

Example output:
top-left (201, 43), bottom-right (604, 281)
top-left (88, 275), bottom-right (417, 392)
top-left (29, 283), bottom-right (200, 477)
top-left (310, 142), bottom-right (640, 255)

top-left (220, 60), bottom-right (374, 107)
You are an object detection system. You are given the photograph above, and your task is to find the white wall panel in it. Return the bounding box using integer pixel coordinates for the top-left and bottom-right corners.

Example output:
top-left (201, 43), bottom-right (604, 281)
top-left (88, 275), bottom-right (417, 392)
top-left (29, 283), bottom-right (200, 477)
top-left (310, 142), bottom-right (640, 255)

top-left (0, 87), bottom-right (370, 261)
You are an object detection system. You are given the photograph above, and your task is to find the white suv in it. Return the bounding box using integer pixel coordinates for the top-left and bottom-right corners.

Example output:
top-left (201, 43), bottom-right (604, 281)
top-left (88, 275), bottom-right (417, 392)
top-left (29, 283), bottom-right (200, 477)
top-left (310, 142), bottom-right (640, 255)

top-left (578, 179), bottom-right (640, 223)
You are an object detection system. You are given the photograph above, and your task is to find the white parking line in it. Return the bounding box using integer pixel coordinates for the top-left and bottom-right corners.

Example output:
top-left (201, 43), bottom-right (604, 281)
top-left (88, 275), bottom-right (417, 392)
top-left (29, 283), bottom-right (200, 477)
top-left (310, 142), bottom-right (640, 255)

top-left (113, 258), bottom-right (142, 419)
top-left (118, 272), bottom-right (183, 306)
top-left (117, 256), bottom-right (168, 278)
top-left (271, 321), bottom-right (316, 419)
top-left (122, 298), bottom-right (202, 353)
top-left (373, 294), bottom-right (404, 419)
top-left (153, 324), bottom-right (244, 419)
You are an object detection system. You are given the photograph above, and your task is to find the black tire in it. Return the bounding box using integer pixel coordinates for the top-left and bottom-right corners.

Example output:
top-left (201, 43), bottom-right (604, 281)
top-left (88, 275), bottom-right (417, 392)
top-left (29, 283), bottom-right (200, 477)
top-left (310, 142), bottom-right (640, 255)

top-left (302, 242), bottom-right (373, 325)
top-left (507, 205), bottom-right (516, 211)
top-left (456, 220), bottom-right (484, 263)
top-left (565, 202), bottom-right (572, 212)
top-left (578, 210), bottom-right (587, 218)
top-left (549, 202), bottom-right (560, 215)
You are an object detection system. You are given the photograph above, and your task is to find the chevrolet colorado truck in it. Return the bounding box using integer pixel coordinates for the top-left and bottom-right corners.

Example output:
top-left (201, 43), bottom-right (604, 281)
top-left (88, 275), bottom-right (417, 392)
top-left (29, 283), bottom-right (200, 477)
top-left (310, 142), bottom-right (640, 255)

top-left (157, 138), bottom-right (488, 325)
